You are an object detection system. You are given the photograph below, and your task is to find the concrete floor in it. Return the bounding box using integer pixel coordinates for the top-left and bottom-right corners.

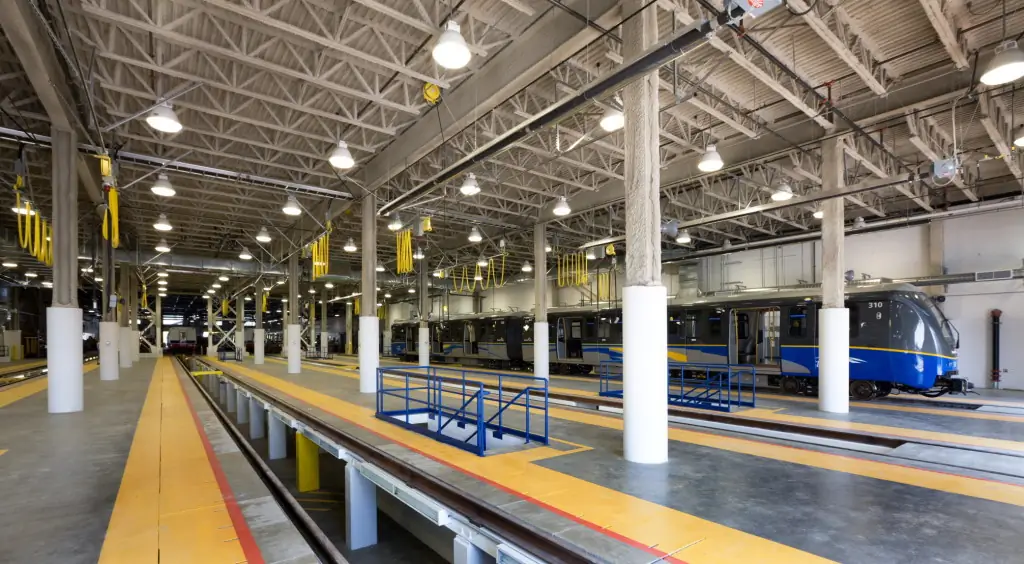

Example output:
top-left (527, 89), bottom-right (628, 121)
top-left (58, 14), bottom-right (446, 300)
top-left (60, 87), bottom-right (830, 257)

top-left (241, 357), bottom-right (1024, 564)
top-left (0, 359), bottom-right (317, 563)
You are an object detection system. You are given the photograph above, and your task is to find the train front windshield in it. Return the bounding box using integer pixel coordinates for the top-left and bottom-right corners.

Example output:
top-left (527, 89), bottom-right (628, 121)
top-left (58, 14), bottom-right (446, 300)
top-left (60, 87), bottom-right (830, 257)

top-left (908, 293), bottom-right (958, 352)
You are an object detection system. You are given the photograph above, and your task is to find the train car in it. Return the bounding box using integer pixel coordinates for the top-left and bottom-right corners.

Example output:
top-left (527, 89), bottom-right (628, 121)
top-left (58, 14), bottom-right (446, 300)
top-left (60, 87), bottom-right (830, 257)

top-left (390, 313), bottom-right (530, 368)
top-left (165, 327), bottom-right (198, 355)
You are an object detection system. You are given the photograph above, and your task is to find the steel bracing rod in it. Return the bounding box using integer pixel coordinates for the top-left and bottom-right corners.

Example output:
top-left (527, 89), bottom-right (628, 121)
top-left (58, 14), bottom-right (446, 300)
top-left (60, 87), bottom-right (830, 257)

top-left (376, 2), bottom-right (745, 216)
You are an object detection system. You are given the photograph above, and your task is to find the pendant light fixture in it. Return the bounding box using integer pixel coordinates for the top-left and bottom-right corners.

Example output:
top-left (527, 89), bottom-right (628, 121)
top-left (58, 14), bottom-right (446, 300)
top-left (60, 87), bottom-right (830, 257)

top-left (1014, 126), bottom-right (1024, 148)
top-left (150, 174), bottom-right (175, 197)
top-left (328, 141), bottom-right (355, 169)
top-left (218, 275), bottom-right (229, 281)
top-left (343, 238), bottom-right (357, 252)
top-left (468, 226), bottom-right (483, 243)
top-left (375, 262), bottom-right (385, 272)
top-left (255, 227), bottom-right (272, 243)
top-left (599, 107), bottom-right (624, 132)
top-left (413, 246), bottom-right (425, 260)
top-left (239, 247), bottom-right (253, 260)
top-left (325, 282), bottom-right (334, 289)
top-left (460, 173), bottom-right (481, 196)
top-left (813, 207), bottom-right (825, 219)
top-left (432, 20), bottom-right (471, 70)
top-left (545, 241), bottom-right (552, 253)
top-left (153, 213), bottom-right (173, 231)
top-left (771, 183), bottom-right (794, 201)
top-left (384, 292), bottom-right (392, 298)
top-left (24, 272), bottom-right (37, 278)
top-left (476, 256), bottom-right (488, 267)
top-left (553, 196), bottom-right (571, 217)
top-left (522, 261), bottom-right (533, 272)
top-left (388, 214), bottom-right (403, 231)
top-left (157, 271), bottom-right (169, 278)
top-left (207, 289), bottom-right (216, 294)
top-left (853, 216), bottom-right (867, 230)
top-left (698, 144), bottom-right (724, 172)
top-left (433, 270), bottom-right (442, 277)
top-left (473, 273), bottom-right (483, 281)
top-left (212, 283), bottom-right (222, 289)
top-left (157, 279), bottom-right (167, 286)
top-left (145, 102), bottom-right (183, 133)
top-left (155, 239), bottom-right (171, 253)
top-left (408, 288), bottom-right (416, 294)
top-left (981, 40), bottom-right (1024, 85)
top-left (11, 202), bottom-right (34, 216)
top-left (675, 229), bottom-right (691, 245)
top-left (585, 249), bottom-right (596, 261)
top-left (282, 194), bottom-right (302, 216)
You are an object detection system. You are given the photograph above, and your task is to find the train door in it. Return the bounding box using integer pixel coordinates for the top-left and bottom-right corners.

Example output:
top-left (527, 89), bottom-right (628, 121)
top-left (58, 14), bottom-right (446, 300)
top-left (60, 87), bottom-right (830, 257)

top-left (557, 317), bottom-right (584, 360)
top-left (406, 324), bottom-right (417, 355)
top-left (431, 322), bottom-right (444, 354)
top-left (729, 307), bottom-right (781, 368)
top-left (463, 321), bottom-right (479, 355)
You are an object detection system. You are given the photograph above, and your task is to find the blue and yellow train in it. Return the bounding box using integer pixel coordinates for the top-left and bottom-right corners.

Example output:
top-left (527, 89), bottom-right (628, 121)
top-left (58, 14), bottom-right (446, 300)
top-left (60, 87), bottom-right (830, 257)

top-left (390, 283), bottom-right (968, 400)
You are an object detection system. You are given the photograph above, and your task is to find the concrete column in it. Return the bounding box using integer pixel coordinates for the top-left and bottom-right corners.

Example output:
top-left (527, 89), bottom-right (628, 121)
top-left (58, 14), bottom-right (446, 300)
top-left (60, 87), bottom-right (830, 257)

top-left (621, 1), bottom-right (667, 465)
top-left (345, 301), bottom-right (353, 355)
top-left (819, 137), bottom-right (850, 414)
top-left (254, 290), bottom-right (265, 364)
top-left (287, 254), bottom-right (301, 373)
top-left (418, 253), bottom-right (430, 367)
top-left (234, 295), bottom-right (245, 358)
top-left (236, 389), bottom-right (248, 424)
top-left (268, 413), bottom-right (287, 460)
top-left (206, 295), bottom-right (214, 357)
top-left (219, 380), bottom-right (227, 403)
top-left (129, 275), bottom-right (140, 362)
top-left (118, 264), bottom-right (133, 368)
top-left (249, 398), bottom-right (265, 439)
top-left (359, 190), bottom-right (379, 393)
top-left (454, 536), bottom-right (487, 564)
top-left (309, 293), bottom-right (317, 352)
top-left (345, 463), bottom-right (378, 550)
top-left (154, 294), bottom-right (162, 355)
top-left (226, 382), bottom-right (237, 412)
top-left (296, 432), bottom-right (320, 492)
top-left (47, 127), bottom-right (83, 413)
top-left (320, 289), bottom-right (329, 356)
top-left (533, 226), bottom-right (549, 380)
top-left (99, 226), bottom-right (119, 381)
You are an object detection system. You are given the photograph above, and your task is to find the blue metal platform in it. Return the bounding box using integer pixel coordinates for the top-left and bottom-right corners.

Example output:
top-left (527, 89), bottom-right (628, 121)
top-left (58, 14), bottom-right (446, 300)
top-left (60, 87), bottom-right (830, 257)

top-left (599, 361), bottom-right (757, 412)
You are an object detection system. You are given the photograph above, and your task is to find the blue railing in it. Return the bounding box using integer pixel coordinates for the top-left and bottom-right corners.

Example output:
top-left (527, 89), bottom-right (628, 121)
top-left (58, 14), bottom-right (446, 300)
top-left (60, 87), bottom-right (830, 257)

top-left (375, 366), bottom-right (549, 456)
top-left (599, 361), bottom-right (757, 412)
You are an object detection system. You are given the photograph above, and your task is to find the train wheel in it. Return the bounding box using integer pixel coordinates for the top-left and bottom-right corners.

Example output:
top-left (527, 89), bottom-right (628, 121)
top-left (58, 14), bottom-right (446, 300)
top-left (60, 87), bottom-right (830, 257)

top-left (780, 376), bottom-right (800, 395)
top-left (850, 380), bottom-right (878, 401)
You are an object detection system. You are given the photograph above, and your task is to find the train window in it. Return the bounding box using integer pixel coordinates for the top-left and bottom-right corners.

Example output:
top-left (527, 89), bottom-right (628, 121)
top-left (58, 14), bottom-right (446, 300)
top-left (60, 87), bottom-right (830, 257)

top-left (598, 317), bottom-right (613, 339)
top-left (708, 313), bottom-right (722, 336)
top-left (788, 306), bottom-right (807, 338)
top-left (735, 313), bottom-right (749, 340)
top-left (522, 321), bottom-right (533, 343)
top-left (667, 315), bottom-right (681, 337)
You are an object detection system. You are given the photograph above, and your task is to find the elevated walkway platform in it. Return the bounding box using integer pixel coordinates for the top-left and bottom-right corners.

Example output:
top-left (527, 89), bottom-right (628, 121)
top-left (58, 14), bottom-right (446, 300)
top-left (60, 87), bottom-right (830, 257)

top-left (218, 357), bottom-right (1024, 564)
top-left (0, 357), bottom-right (316, 563)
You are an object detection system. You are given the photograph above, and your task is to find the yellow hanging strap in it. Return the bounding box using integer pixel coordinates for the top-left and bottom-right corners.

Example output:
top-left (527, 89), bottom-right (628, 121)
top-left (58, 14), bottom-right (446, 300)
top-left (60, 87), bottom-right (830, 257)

top-left (262, 292), bottom-right (268, 313)
top-left (102, 186), bottom-right (120, 249)
top-left (310, 223), bottom-right (331, 280)
top-left (140, 284), bottom-right (147, 310)
top-left (354, 299), bottom-right (361, 315)
top-left (396, 229), bottom-right (413, 274)
top-left (221, 299), bottom-right (229, 316)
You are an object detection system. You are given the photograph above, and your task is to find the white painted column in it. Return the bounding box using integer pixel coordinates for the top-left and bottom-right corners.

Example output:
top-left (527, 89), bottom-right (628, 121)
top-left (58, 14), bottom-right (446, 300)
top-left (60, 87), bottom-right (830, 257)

top-left (345, 301), bottom-right (353, 355)
top-left (533, 226), bottom-right (549, 380)
top-left (268, 414), bottom-right (287, 460)
top-left (359, 188), bottom-right (379, 393)
top-left (287, 254), bottom-right (301, 374)
top-left (418, 252), bottom-right (430, 367)
top-left (206, 295), bottom-right (214, 357)
top-left (453, 536), bottom-right (486, 564)
top-left (236, 389), bottom-right (248, 424)
top-left (118, 265), bottom-right (133, 368)
top-left (154, 294), bottom-right (162, 356)
top-left (235, 295), bottom-right (246, 358)
top-left (226, 382), bottom-right (237, 412)
top-left (249, 398), bottom-right (265, 439)
top-left (254, 290), bottom-right (265, 364)
top-left (99, 321), bottom-right (119, 380)
top-left (819, 137), bottom-right (850, 414)
top-left (320, 288), bottom-right (329, 356)
top-left (46, 127), bottom-right (83, 413)
top-left (621, 1), bottom-right (667, 464)
top-left (345, 463), bottom-right (378, 550)
top-left (129, 275), bottom-right (140, 363)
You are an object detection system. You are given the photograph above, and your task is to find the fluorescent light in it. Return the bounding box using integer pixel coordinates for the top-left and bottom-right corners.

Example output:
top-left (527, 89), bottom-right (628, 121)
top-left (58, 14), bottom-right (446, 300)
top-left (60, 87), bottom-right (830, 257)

top-left (155, 239), bottom-right (171, 253)
top-left (771, 183), bottom-right (794, 201)
top-left (675, 229), bottom-right (691, 245)
top-left (282, 194), bottom-right (302, 216)
top-left (432, 20), bottom-right (471, 70)
top-left (599, 108), bottom-right (624, 132)
top-left (150, 174), bottom-right (175, 197)
top-left (460, 173), bottom-right (480, 196)
top-left (344, 238), bottom-right (357, 252)
top-left (153, 213), bottom-right (173, 231)
top-left (145, 103), bottom-right (183, 133)
top-left (553, 196), bottom-right (571, 217)
top-left (239, 248), bottom-right (252, 260)
top-left (255, 227), bottom-right (272, 243)
top-left (468, 226), bottom-right (483, 243)
top-left (388, 214), bottom-right (403, 231)
top-left (522, 261), bottom-right (533, 272)
top-left (698, 145), bottom-right (723, 172)
top-left (42, 281), bottom-right (53, 288)
top-left (24, 272), bottom-right (37, 278)
top-left (980, 40), bottom-right (1024, 86)
top-left (328, 141), bottom-right (355, 169)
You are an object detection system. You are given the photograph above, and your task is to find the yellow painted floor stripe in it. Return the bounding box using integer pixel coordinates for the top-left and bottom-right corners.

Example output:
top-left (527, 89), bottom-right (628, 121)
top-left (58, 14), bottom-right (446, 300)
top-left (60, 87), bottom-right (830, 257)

top-left (287, 359), bottom-right (1024, 506)
top-left (100, 358), bottom-right (248, 564)
top-left (757, 391), bottom-right (1024, 423)
top-left (0, 363), bottom-right (98, 409)
top-left (884, 393), bottom-right (1024, 409)
top-left (221, 360), bottom-right (829, 564)
top-left (0, 449), bottom-right (6, 457)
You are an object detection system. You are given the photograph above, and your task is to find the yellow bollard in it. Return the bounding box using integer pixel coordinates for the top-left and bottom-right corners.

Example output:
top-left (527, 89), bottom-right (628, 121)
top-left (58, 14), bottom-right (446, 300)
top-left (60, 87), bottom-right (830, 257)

top-left (296, 432), bottom-right (320, 493)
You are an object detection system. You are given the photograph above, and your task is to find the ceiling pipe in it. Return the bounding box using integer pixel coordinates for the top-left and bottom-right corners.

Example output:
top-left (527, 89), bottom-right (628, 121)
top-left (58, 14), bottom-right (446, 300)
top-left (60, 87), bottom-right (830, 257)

top-left (376, 2), bottom-right (746, 216)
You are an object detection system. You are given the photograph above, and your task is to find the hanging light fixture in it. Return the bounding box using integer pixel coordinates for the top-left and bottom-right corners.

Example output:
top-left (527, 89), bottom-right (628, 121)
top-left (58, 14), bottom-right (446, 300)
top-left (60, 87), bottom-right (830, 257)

top-left (432, 20), bottom-right (471, 70)
top-left (255, 227), bottom-right (272, 243)
top-left (263, 285), bottom-right (273, 291)
top-left (1014, 126), bottom-right (1024, 148)
top-left (433, 270), bottom-right (442, 278)
top-left (468, 226), bottom-right (483, 243)
top-left (93, 277), bottom-right (102, 283)
top-left (11, 201), bottom-right (34, 216)
top-left (325, 282), bottom-right (334, 289)
top-left (150, 174), bottom-right (175, 197)
top-left (277, 279), bottom-right (286, 285)
top-left (722, 240), bottom-right (733, 250)
top-left (218, 275), bottom-right (229, 281)
top-left (153, 213), bottom-right (173, 231)
top-left (384, 292), bottom-right (392, 298)
top-left (413, 246), bottom-right (425, 260)
top-left (460, 173), bottom-right (481, 196)
top-left (207, 289), bottom-right (216, 294)
top-left (24, 272), bottom-right (37, 278)
top-left (375, 262), bottom-right (385, 272)
top-left (158, 292), bottom-right (167, 297)
top-left (308, 288), bottom-right (316, 294)
top-left (981, 40), bottom-right (1024, 85)
top-left (813, 207), bottom-right (825, 219)
top-left (239, 247), bottom-right (253, 260)
top-left (476, 256), bottom-right (488, 267)
top-left (771, 183), bottom-right (794, 201)
top-left (853, 216), bottom-right (867, 230)
top-left (145, 102), bottom-right (183, 133)
top-left (388, 214), bottom-right (403, 231)
top-left (212, 283), bottom-right (222, 289)
top-left (522, 261), bottom-right (533, 272)
top-left (243, 295), bottom-right (252, 301)
top-left (675, 229), bottom-right (691, 245)
top-left (545, 241), bottom-right (552, 253)
top-left (157, 279), bottom-right (167, 286)
top-left (155, 238), bottom-right (171, 253)
top-left (408, 288), bottom-right (416, 294)
top-left (328, 141), bottom-right (355, 169)
top-left (585, 249), bottom-right (596, 260)
top-left (1, 261), bottom-right (15, 268)
top-left (42, 280), bottom-right (53, 288)
top-left (474, 273), bottom-right (483, 281)
top-left (282, 194), bottom-right (302, 216)
top-left (599, 107), bottom-right (624, 132)
top-left (553, 196), bottom-right (571, 217)
top-left (344, 238), bottom-right (357, 252)
top-left (698, 145), bottom-right (724, 172)
top-left (157, 271), bottom-right (169, 278)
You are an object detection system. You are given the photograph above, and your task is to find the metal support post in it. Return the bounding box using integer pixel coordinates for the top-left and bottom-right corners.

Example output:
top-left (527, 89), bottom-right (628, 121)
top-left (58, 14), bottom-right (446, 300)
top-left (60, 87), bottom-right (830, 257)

top-left (236, 389), bottom-right (248, 424)
top-left (249, 397), bottom-right (265, 439)
top-left (154, 294), bottom-right (162, 355)
top-left (359, 190), bottom-right (379, 393)
top-left (99, 224), bottom-right (119, 380)
top-left (454, 536), bottom-right (487, 564)
top-left (254, 289), bottom-right (265, 364)
top-left (268, 413), bottom-right (287, 460)
top-left (226, 382), bottom-right (237, 413)
top-left (533, 226), bottom-right (549, 380)
top-left (418, 251), bottom-right (430, 367)
top-left (819, 137), bottom-right (850, 414)
top-left (235, 294), bottom-right (246, 358)
top-left (345, 301), bottom-right (353, 355)
top-left (129, 274), bottom-right (140, 362)
top-left (345, 463), bottom-right (378, 550)
top-left (287, 254), bottom-right (301, 373)
top-left (118, 263), bottom-right (134, 368)
top-left (320, 288), bottom-right (329, 356)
